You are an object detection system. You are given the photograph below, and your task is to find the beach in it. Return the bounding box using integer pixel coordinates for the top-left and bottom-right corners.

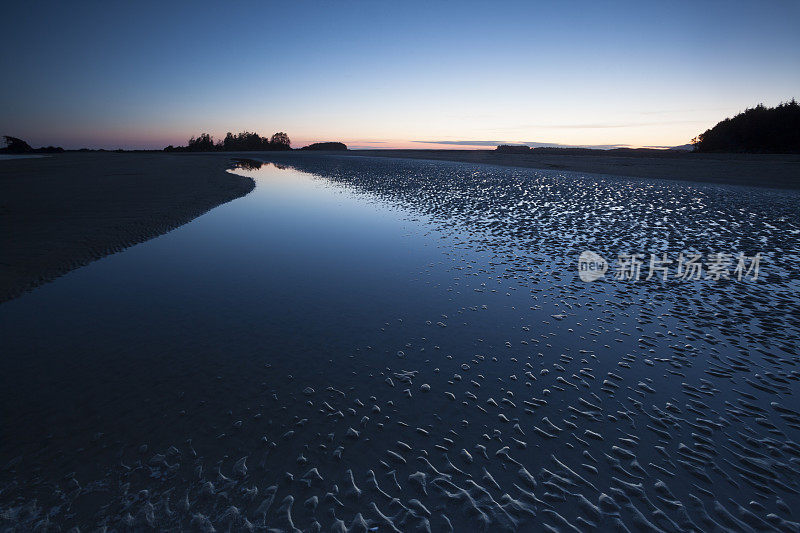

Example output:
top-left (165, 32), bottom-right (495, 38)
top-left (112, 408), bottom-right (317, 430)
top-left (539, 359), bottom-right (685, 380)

top-left (2, 149), bottom-right (798, 304)
top-left (345, 149), bottom-right (800, 189)
top-left (2, 153), bottom-right (798, 531)
top-left (0, 152), bottom-right (254, 302)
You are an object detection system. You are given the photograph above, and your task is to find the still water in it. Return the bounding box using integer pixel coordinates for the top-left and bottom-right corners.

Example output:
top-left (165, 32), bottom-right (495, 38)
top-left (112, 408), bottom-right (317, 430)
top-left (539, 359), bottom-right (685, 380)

top-left (1, 155), bottom-right (799, 531)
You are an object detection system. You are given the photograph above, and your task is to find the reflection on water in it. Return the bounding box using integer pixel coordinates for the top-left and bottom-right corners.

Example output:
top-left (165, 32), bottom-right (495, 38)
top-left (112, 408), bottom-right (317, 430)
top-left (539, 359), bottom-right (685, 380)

top-left (231, 157), bottom-right (265, 170)
top-left (1, 156), bottom-right (799, 531)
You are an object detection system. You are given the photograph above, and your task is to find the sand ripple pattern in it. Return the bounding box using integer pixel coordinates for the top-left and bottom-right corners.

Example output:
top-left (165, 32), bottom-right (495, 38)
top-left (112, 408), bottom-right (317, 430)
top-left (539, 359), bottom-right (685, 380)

top-left (2, 155), bottom-right (800, 531)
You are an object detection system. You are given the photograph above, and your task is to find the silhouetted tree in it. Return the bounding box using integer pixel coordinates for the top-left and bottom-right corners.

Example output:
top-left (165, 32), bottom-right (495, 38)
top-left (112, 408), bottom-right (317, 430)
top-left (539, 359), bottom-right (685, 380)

top-left (187, 133), bottom-right (215, 151)
top-left (1, 136), bottom-right (33, 153)
top-left (270, 132), bottom-right (291, 149)
top-left (693, 99), bottom-right (800, 153)
top-left (165, 130), bottom-right (294, 152)
top-left (223, 132), bottom-right (236, 151)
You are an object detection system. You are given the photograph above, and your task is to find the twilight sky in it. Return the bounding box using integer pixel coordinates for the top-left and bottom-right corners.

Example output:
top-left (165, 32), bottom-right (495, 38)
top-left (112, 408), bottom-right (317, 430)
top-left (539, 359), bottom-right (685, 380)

top-left (2, 1), bottom-right (798, 150)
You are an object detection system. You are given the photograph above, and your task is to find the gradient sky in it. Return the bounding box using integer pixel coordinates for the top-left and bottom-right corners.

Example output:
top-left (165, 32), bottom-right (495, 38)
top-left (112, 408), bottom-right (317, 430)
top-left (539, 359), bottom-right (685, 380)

top-left (2, 1), bottom-right (798, 150)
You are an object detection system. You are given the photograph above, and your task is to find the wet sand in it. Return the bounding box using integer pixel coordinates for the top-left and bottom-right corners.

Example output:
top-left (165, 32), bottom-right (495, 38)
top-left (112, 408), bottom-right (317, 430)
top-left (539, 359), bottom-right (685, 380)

top-left (343, 149), bottom-right (800, 189)
top-left (0, 153), bottom-right (254, 302)
top-left (4, 149), bottom-right (796, 302)
top-left (1, 155), bottom-right (799, 530)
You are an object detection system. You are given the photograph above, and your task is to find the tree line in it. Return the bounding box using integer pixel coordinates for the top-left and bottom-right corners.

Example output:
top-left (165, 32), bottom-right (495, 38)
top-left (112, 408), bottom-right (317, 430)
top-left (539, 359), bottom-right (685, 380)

top-left (164, 131), bottom-right (292, 152)
top-left (0, 136), bottom-right (64, 154)
top-left (692, 99), bottom-right (799, 153)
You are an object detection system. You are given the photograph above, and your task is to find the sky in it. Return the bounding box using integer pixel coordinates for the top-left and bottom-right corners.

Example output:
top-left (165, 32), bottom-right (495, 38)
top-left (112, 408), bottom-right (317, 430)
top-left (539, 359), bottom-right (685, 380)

top-left (2, 1), bottom-right (799, 150)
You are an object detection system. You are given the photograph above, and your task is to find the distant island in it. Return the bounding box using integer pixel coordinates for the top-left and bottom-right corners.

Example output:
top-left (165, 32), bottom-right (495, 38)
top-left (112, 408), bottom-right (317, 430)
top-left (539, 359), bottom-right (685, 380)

top-left (495, 145), bottom-right (691, 156)
top-left (496, 145), bottom-right (531, 154)
top-left (299, 142), bottom-right (348, 151)
top-left (692, 99), bottom-right (799, 153)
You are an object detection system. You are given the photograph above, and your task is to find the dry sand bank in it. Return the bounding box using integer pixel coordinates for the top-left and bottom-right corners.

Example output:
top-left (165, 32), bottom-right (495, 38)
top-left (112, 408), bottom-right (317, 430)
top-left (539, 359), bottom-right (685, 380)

top-left (0, 152), bottom-right (254, 302)
top-left (343, 149), bottom-right (800, 189)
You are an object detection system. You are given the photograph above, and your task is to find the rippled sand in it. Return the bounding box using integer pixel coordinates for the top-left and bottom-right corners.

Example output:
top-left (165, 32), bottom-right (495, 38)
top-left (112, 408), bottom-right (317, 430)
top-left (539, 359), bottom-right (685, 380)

top-left (2, 155), bottom-right (799, 531)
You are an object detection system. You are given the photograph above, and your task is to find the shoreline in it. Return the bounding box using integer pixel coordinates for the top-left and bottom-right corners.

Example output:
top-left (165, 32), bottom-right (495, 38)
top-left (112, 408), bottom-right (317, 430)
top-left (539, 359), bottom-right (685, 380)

top-left (340, 149), bottom-right (800, 190)
top-left (0, 152), bottom-right (254, 303)
top-left (2, 149), bottom-right (796, 303)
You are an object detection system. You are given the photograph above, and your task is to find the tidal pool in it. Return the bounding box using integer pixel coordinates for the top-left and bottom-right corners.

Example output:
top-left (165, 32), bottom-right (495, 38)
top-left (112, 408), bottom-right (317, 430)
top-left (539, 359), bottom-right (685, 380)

top-left (1, 155), bottom-right (799, 531)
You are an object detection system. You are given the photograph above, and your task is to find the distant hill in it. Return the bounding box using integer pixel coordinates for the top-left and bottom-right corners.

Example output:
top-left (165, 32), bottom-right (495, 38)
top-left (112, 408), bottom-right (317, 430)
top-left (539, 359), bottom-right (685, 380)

top-left (692, 100), bottom-right (800, 153)
top-left (300, 142), bottom-right (347, 151)
top-left (670, 143), bottom-right (694, 151)
top-left (494, 145), bottom-right (694, 158)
